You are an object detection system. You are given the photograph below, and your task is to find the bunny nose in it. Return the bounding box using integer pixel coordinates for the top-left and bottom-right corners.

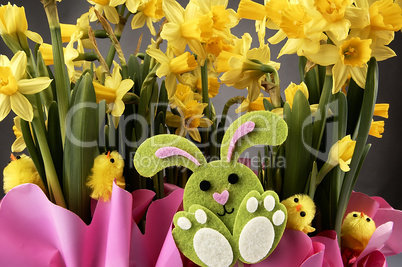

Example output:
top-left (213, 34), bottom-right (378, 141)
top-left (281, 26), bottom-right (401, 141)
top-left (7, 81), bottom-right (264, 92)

top-left (213, 190), bottom-right (229, 205)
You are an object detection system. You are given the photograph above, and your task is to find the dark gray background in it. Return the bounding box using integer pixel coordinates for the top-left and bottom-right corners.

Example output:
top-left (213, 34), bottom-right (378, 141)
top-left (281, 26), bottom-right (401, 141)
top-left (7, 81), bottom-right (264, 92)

top-left (1, 0), bottom-right (401, 211)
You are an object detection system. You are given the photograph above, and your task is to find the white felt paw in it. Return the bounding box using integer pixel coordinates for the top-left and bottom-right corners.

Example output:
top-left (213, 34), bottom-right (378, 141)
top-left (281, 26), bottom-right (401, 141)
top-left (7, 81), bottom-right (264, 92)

top-left (233, 190), bottom-right (287, 264)
top-left (172, 205), bottom-right (238, 267)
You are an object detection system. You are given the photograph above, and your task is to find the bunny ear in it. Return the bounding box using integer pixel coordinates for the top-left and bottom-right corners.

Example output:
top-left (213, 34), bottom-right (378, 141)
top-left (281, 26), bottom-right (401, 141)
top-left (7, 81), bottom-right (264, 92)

top-left (134, 134), bottom-right (206, 177)
top-left (221, 111), bottom-right (288, 162)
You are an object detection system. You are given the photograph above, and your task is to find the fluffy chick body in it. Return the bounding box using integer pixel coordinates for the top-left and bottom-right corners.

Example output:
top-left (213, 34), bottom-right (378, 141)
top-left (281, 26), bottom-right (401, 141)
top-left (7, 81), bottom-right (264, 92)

top-left (341, 211), bottom-right (376, 254)
top-left (3, 154), bottom-right (46, 193)
top-left (281, 194), bottom-right (316, 234)
top-left (86, 151), bottom-right (125, 201)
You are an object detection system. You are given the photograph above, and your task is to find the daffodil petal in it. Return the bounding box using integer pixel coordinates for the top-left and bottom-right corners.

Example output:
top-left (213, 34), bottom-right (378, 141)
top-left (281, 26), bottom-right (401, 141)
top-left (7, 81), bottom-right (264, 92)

top-left (110, 0), bottom-right (126, 7)
top-left (163, 0), bottom-right (184, 25)
top-left (126, 0), bottom-right (141, 13)
top-left (24, 30), bottom-right (43, 44)
top-left (10, 92), bottom-right (33, 122)
top-left (116, 79), bottom-right (134, 98)
top-left (188, 128), bottom-right (201, 142)
top-left (165, 111), bottom-right (182, 127)
top-left (0, 55), bottom-right (11, 67)
top-left (0, 94), bottom-right (11, 121)
top-left (10, 51), bottom-right (27, 81)
top-left (111, 99), bottom-right (125, 117)
top-left (268, 29), bottom-right (286, 45)
top-left (11, 137), bottom-right (26, 153)
top-left (131, 12), bottom-right (146, 30)
top-left (332, 63), bottom-right (351, 94)
top-left (305, 44), bottom-right (339, 66)
top-left (371, 45), bottom-right (396, 61)
top-left (104, 6), bottom-right (120, 24)
top-left (147, 48), bottom-right (170, 64)
top-left (350, 65), bottom-right (367, 89)
top-left (165, 74), bottom-right (177, 98)
top-left (17, 77), bottom-right (52, 94)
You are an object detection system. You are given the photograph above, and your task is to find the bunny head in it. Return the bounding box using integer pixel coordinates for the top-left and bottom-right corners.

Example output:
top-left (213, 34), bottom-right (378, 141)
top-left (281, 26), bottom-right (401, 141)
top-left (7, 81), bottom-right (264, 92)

top-left (133, 111), bottom-right (288, 231)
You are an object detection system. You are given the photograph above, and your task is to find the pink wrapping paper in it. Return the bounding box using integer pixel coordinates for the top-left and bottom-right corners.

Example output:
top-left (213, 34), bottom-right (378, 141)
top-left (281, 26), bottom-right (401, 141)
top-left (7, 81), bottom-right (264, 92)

top-left (0, 183), bottom-right (184, 267)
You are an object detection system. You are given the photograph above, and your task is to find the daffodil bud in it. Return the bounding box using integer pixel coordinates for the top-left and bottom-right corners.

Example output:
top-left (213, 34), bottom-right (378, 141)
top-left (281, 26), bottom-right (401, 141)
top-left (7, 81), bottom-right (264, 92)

top-left (328, 135), bottom-right (356, 172)
top-left (284, 82), bottom-right (309, 108)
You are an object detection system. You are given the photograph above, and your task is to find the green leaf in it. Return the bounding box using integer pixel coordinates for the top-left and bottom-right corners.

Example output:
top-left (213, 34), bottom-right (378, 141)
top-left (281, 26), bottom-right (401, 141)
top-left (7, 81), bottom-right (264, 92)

top-left (283, 90), bottom-right (313, 198)
top-left (346, 79), bottom-right (364, 138)
top-left (47, 102), bottom-right (63, 187)
top-left (63, 73), bottom-right (98, 223)
top-left (263, 98), bottom-right (274, 111)
top-left (335, 58), bottom-right (378, 236)
top-left (36, 51), bottom-right (54, 110)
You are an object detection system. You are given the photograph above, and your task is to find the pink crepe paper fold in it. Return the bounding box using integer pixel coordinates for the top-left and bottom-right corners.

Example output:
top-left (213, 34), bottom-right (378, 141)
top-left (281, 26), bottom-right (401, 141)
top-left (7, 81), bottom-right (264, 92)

top-left (0, 182), bottom-right (184, 267)
top-left (130, 187), bottom-right (184, 267)
top-left (0, 182), bottom-right (132, 267)
top-left (238, 229), bottom-right (342, 267)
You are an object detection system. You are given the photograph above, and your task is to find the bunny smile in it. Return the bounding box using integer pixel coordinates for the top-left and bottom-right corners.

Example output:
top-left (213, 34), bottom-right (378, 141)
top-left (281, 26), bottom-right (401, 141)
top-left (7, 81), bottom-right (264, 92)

top-left (217, 205), bottom-right (234, 216)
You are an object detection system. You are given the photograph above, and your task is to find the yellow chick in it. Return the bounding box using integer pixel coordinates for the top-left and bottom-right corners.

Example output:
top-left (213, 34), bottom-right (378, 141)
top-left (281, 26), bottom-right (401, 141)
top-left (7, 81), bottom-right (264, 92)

top-left (281, 194), bottom-right (316, 234)
top-left (341, 211), bottom-right (376, 254)
top-left (86, 151), bottom-right (125, 201)
top-left (3, 154), bottom-right (46, 194)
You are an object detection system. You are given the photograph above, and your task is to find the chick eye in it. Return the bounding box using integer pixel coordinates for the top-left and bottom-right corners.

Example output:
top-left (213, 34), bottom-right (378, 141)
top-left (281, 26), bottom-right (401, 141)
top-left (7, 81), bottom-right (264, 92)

top-left (110, 158), bottom-right (115, 163)
top-left (294, 197), bottom-right (299, 203)
top-left (104, 152), bottom-right (108, 155)
top-left (16, 156), bottom-right (21, 160)
top-left (200, 180), bottom-right (211, 191)
top-left (353, 213), bottom-right (358, 217)
top-left (300, 211), bottom-right (306, 217)
top-left (366, 218), bottom-right (371, 222)
top-left (228, 173), bottom-right (239, 184)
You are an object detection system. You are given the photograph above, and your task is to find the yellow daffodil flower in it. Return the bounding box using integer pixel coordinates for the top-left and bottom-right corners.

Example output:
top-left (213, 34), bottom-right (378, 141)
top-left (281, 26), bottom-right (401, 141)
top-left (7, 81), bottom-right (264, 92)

top-left (373, 103), bottom-right (389, 118)
top-left (160, 0), bottom-right (211, 63)
top-left (328, 135), bottom-right (356, 172)
top-left (304, 37), bottom-right (372, 93)
top-left (192, 0), bottom-right (238, 41)
top-left (369, 0), bottom-right (402, 32)
top-left (235, 93), bottom-right (272, 113)
top-left (129, 0), bottom-right (164, 35)
top-left (268, 3), bottom-right (327, 57)
top-left (219, 33), bottom-right (280, 102)
top-left (182, 68), bottom-right (221, 98)
top-left (0, 3), bottom-right (43, 51)
top-left (11, 116), bottom-right (26, 153)
top-left (303, 0), bottom-right (369, 41)
top-left (0, 51), bottom-right (52, 122)
top-left (369, 120), bottom-right (385, 138)
top-left (39, 43), bottom-right (59, 66)
top-left (60, 12), bottom-right (91, 47)
top-left (166, 96), bottom-right (212, 142)
top-left (93, 63), bottom-right (134, 119)
top-left (284, 82), bottom-right (309, 108)
top-left (147, 47), bottom-right (198, 98)
top-left (88, 0), bottom-right (126, 24)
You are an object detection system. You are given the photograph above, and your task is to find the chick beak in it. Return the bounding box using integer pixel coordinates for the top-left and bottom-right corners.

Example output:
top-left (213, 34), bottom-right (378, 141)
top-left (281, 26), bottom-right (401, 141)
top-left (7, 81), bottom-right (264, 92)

top-left (106, 151), bottom-right (111, 159)
top-left (360, 212), bottom-right (365, 218)
top-left (10, 153), bottom-right (17, 161)
top-left (296, 204), bottom-right (302, 212)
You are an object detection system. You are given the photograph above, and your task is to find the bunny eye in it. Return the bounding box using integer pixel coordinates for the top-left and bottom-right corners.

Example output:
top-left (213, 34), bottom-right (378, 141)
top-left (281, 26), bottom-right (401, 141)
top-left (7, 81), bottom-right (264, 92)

top-left (200, 180), bottom-right (211, 191)
top-left (228, 173), bottom-right (239, 184)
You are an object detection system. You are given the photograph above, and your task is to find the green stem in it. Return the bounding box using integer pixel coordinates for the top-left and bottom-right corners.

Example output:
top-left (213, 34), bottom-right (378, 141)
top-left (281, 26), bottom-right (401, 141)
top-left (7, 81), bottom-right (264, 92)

top-left (42, 0), bottom-right (69, 145)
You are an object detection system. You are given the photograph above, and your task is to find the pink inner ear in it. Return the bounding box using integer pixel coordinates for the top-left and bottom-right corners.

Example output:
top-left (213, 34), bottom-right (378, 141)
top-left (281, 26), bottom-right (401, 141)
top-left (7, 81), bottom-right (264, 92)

top-left (227, 121), bottom-right (255, 162)
top-left (155, 147), bottom-right (201, 166)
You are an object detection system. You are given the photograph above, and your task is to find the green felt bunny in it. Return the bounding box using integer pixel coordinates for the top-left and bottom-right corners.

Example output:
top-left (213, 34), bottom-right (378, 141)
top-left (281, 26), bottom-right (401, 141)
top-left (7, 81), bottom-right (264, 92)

top-left (134, 111), bottom-right (288, 266)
